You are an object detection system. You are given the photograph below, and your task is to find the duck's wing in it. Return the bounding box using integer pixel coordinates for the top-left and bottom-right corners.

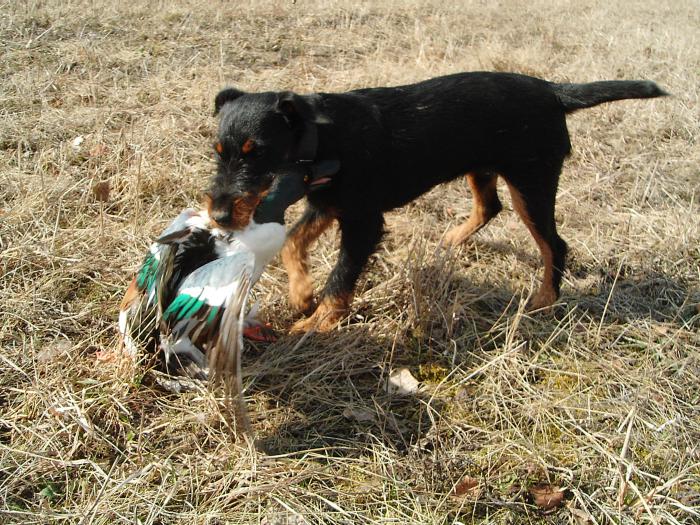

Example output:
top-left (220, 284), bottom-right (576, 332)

top-left (119, 241), bottom-right (178, 355)
top-left (118, 208), bottom-right (208, 356)
top-left (162, 249), bottom-right (256, 432)
top-left (209, 272), bottom-right (253, 434)
top-left (161, 250), bottom-right (255, 369)
top-left (162, 250), bottom-right (254, 331)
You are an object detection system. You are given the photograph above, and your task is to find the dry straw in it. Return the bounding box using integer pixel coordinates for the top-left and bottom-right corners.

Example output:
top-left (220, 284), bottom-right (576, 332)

top-left (1, 0), bottom-right (698, 523)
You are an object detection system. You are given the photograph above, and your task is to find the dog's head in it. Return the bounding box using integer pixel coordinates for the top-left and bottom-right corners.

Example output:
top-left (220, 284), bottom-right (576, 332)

top-left (207, 87), bottom-right (330, 229)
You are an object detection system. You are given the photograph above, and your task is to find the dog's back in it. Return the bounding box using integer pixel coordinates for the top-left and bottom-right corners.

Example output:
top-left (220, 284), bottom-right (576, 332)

top-left (326, 73), bottom-right (569, 208)
top-left (320, 72), bottom-right (667, 209)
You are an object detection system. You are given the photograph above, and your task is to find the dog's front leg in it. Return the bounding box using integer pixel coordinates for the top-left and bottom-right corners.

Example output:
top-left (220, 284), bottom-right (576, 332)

top-left (282, 206), bottom-right (335, 315)
top-left (290, 211), bottom-right (384, 333)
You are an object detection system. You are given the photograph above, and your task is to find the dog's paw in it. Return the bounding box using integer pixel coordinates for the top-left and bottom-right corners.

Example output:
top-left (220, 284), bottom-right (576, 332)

top-left (527, 287), bottom-right (558, 311)
top-left (287, 274), bottom-right (316, 315)
top-left (290, 313), bottom-right (338, 334)
top-left (289, 290), bottom-right (316, 316)
top-left (442, 227), bottom-right (469, 247)
top-left (442, 221), bottom-right (483, 247)
top-left (289, 294), bottom-right (349, 333)
top-left (290, 316), bottom-right (317, 334)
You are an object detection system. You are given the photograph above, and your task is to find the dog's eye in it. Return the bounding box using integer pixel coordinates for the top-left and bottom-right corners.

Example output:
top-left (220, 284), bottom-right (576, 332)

top-left (241, 138), bottom-right (256, 155)
top-left (214, 142), bottom-right (224, 154)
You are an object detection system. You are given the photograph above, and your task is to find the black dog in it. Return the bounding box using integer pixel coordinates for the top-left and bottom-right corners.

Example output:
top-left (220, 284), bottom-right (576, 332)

top-left (208, 72), bottom-right (667, 332)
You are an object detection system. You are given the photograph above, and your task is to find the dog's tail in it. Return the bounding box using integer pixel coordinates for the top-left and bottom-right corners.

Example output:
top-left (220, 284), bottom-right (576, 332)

top-left (553, 80), bottom-right (669, 113)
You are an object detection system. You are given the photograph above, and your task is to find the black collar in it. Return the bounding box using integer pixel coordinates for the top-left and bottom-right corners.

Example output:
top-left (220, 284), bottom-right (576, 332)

top-left (295, 121), bottom-right (319, 163)
top-left (294, 122), bottom-right (340, 186)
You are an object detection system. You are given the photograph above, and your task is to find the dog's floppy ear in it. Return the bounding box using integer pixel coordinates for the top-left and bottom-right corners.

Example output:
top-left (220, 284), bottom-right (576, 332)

top-left (214, 87), bottom-right (245, 115)
top-left (276, 92), bottom-right (331, 127)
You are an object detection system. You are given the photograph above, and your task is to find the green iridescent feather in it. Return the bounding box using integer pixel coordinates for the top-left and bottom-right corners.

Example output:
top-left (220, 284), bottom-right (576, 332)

top-left (136, 252), bottom-right (158, 291)
top-left (206, 306), bottom-right (220, 325)
top-left (163, 292), bottom-right (222, 327)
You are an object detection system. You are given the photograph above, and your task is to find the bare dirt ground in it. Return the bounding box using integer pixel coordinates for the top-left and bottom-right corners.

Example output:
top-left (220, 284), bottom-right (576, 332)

top-left (1, 0), bottom-right (699, 523)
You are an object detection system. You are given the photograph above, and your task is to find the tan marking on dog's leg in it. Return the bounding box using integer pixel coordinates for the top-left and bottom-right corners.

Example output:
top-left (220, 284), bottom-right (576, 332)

top-left (506, 183), bottom-right (558, 310)
top-left (281, 214), bottom-right (335, 314)
top-left (443, 172), bottom-right (501, 246)
top-left (289, 292), bottom-right (351, 333)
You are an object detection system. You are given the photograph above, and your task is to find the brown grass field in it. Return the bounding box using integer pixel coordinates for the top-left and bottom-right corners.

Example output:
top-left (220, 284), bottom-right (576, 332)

top-left (1, 0), bottom-right (699, 523)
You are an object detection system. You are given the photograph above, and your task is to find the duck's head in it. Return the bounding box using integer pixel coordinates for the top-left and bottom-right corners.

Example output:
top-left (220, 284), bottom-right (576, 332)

top-left (252, 161), bottom-right (339, 225)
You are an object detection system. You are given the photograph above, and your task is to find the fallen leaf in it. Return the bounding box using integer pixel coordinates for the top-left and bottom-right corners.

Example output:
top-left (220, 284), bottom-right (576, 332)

top-left (92, 181), bottom-right (110, 202)
top-left (342, 406), bottom-right (376, 423)
top-left (386, 368), bottom-right (421, 395)
top-left (453, 476), bottom-right (481, 499)
top-left (529, 484), bottom-right (566, 510)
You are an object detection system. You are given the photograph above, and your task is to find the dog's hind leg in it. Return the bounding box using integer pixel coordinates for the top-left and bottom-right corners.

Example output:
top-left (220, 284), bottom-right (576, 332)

top-left (504, 163), bottom-right (568, 310)
top-left (282, 206), bottom-right (335, 315)
top-left (443, 172), bottom-right (502, 246)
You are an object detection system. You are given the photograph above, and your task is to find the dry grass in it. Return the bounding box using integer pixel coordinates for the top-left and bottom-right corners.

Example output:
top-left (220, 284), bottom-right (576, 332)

top-left (1, 0), bottom-right (699, 523)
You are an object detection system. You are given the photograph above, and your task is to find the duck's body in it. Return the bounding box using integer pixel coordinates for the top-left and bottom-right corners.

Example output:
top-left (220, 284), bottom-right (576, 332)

top-left (118, 208), bottom-right (212, 359)
top-left (157, 219), bottom-right (286, 379)
top-left (118, 209), bottom-right (286, 379)
top-left (116, 157), bottom-right (337, 433)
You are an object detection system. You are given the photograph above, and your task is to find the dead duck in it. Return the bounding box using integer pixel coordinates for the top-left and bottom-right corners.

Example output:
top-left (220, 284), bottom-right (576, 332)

top-left (117, 207), bottom-right (211, 361)
top-left (117, 168), bottom-right (318, 379)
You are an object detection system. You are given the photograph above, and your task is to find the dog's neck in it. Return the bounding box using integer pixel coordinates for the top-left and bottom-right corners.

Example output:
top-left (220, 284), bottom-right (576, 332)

top-left (295, 121), bottom-right (319, 162)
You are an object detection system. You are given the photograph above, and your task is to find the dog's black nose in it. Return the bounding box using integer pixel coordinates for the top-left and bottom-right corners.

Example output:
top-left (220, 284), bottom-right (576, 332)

top-left (211, 207), bottom-right (232, 226)
top-left (206, 195), bottom-right (233, 226)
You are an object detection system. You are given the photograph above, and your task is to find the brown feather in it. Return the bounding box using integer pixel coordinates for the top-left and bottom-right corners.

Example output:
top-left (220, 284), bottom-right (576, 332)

top-left (119, 278), bottom-right (140, 311)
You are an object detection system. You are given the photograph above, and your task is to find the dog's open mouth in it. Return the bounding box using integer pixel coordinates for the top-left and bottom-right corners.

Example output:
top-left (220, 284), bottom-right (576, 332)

top-left (304, 159), bottom-right (340, 191)
top-left (308, 176), bottom-right (332, 188)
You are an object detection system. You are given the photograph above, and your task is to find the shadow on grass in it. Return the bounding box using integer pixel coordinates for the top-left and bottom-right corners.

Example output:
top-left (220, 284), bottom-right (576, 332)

top-left (241, 254), bottom-right (697, 456)
top-left (472, 237), bottom-right (697, 324)
top-left (572, 270), bottom-right (699, 325)
top-left (243, 325), bottom-right (447, 456)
